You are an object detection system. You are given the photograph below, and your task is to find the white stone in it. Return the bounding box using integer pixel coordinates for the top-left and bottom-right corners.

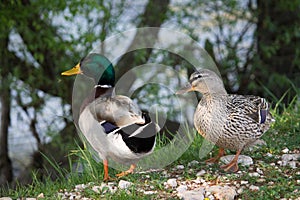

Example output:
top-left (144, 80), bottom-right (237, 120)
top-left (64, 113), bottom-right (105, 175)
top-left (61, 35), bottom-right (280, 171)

top-left (257, 178), bottom-right (266, 183)
top-left (288, 161), bottom-right (297, 169)
top-left (177, 188), bottom-right (205, 200)
top-left (220, 155), bottom-right (253, 166)
top-left (167, 178), bottom-right (177, 188)
top-left (249, 185), bottom-right (260, 191)
top-left (177, 165), bottom-right (185, 170)
top-left (118, 180), bottom-right (133, 189)
top-left (266, 153), bottom-right (273, 157)
top-left (256, 168), bottom-right (263, 174)
top-left (282, 154), bottom-right (300, 161)
top-left (297, 180), bottom-right (300, 184)
top-left (282, 148), bottom-right (289, 153)
top-left (237, 188), bottom-right (244, 194)
top-left (249, 172), bottom-right (260, 177)
top-left (196, 169), bottom-right (206, 177)
top-left (207, 185), bottom-right (237, 200)
top-left (0, 198), bottom-right (13, 200)
top-left (25, 198), bottom-right (36, 200)
top-left (143, 191), bottom-right (157, 195)
top-left (92, 185), bottom-right (101, 193)
top-left (176, 185), bottom-right (188, 193)
top-left (37, 193), bottom-right (44, 198)
top-left (240, 180), bottom-right (248, 185)
top-left (188, 160), bottom-right (200, 167)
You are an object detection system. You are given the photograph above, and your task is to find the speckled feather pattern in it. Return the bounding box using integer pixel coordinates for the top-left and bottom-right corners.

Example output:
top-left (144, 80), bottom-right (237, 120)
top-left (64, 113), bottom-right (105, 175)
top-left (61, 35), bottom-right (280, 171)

top-left (190, 69), bottom-right (274, 152)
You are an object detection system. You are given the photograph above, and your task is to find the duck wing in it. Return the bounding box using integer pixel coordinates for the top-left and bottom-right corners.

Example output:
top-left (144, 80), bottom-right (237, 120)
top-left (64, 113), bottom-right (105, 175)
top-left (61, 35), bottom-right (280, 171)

top-left (226, 95), bottom-right (274, 134)
top-left (90, 95), bottom-right (145, 126)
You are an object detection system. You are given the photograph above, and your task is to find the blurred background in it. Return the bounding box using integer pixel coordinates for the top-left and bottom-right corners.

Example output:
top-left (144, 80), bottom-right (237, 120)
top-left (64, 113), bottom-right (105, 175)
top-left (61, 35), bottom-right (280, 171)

top-left (0, 0), bottom-right (299, 187)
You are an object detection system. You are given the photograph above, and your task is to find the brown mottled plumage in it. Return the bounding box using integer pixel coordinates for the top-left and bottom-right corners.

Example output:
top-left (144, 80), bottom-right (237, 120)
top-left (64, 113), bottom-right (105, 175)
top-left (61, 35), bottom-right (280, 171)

top-left (177, 69), bottom-right (274, 172)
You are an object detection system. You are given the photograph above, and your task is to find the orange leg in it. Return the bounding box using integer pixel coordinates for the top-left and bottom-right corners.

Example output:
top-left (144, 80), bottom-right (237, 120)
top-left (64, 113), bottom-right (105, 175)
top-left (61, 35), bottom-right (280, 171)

top-left (206, 148), bottom-right (225, 164)
top-left (116, 164), bottom-right (136, 178)
top-left (103, 159), bottom-right (111, 181)
top-left (220, 149), bottom-right (242, 172)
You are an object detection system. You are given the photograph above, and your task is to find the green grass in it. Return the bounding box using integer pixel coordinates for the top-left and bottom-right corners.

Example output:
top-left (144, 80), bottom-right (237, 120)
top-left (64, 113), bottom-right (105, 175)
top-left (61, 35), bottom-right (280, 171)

top-left (1, 97), bottom-right (300, 199)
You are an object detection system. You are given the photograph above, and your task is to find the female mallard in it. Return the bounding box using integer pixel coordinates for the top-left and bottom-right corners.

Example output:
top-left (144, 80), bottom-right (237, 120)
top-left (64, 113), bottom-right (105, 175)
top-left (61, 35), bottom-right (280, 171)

top-left (62, 53), bottom-right (159, 180)
top-left (177, 69), bottom-right (274, 172)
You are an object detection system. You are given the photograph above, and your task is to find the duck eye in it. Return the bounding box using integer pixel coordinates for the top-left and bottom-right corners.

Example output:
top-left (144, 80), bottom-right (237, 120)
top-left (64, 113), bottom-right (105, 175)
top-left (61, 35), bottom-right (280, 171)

top-left (189, 74), bottom-right (202, 83)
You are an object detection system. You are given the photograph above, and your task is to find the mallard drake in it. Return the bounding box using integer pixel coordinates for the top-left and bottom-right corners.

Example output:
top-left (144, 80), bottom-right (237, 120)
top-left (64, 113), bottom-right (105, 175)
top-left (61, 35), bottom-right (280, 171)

top-left (177, 69), bottom-right (274, 172)
top-left (62, 53), bottom-right (159, 180)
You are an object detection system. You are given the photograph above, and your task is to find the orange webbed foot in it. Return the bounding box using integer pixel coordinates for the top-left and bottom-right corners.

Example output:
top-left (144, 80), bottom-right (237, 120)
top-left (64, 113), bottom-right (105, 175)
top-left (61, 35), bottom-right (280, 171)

top-left (116, 164), bottom-right (136, 178)
top-left (205, 148), bottom-right (225, 164)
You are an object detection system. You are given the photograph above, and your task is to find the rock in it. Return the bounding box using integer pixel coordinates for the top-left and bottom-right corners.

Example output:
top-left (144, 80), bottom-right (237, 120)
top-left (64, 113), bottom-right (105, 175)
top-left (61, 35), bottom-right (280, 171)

top-left (256, 168), bottom-right (263, 174)
top-left (37, 193), bottom-right (44, 198)
top-left (25, 198), bottom-right (36, 200)
top-left (237, 188), bottom-right (244, 194)
top-left (118, 180), bottom-right (133, 189)
top-left (282, 148), bottom-right (289, 153)
top-left (240, 180), bottom-right (248, 185)
top-left (176, 185), bottom-right (188, 193)
top-left (288, 161), bottom-right (297, 169)
top-left (266, 152), bottom-right (273, 157)
top-left (188, 160), bottom-right (200, 167)
top-left (297, 180), bottom-right (300, 184)
top-left (249, 185), bottom-right (260, 191)
top-left (0, 198), bottom-right (13, 200)
top-left (177, 188), bottom-right (205, 200)
top-left (281, 154), bottom-right (300, 161)
top-left (143, 191), bottom-right (157, 195)
top-left (248, 172), bottom-right (260, 177)
top-left (257, 178), bottom-right (266, 183)
top-left (220, 155), bottom-right (253, 166)
top-left (196, 169), bottom-right (206, 177)
top-left (167, 178), bottom-right (177, 188)
top-left (95, 182), bottom-right (117, 193)
top-left (207, 185), bottom-right (236, 200)
top-left (92, 185), bottom-right (101, 193)
top-left (177, 165), bottom-right (185, 170)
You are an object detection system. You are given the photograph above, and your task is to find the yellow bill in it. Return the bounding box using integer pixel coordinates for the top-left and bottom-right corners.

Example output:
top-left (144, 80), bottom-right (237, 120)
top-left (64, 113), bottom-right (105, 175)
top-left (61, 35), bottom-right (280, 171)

top-left (176, 84), bottom-right (194, 94)
top-left (61, 63), bottom-right (82, 76)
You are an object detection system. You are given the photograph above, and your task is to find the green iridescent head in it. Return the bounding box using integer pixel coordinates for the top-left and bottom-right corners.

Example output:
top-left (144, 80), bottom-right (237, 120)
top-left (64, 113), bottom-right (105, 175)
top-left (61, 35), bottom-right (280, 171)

top-left (62, 53), bottom-right (115, 86)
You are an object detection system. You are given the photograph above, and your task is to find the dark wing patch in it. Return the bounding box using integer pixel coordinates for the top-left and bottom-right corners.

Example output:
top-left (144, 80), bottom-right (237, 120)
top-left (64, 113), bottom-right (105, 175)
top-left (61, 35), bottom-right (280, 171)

top-left (115, 112), bottom-right (157, 153)
top-left (101, 121), bottom-right (118, 134)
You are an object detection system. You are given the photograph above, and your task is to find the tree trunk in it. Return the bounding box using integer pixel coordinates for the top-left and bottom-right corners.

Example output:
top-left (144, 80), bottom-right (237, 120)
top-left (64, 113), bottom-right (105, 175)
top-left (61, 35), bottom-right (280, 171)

top-left (0, 77), bottom-right (13, 185)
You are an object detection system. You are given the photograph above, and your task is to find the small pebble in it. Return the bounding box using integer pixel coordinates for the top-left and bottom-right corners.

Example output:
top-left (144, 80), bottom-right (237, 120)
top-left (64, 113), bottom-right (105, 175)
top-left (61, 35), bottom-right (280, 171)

top-left (257, 178), bottom-right (266, 183)
top-left (256, 168), bottom-right (263, 174)
top-left (92, 185), bottom-right (101, 193)
top-left (167, 178), bottom-right (178, 188)
top-left (176, 165), bottom-right (185, 170)
top-left (37, 193), bottom-right (44, 198)
top-left (297, 180), bottom-right (300, 184)
top-left (188, 160), bottom-right (199, 167)
top-left (249, 172), bottom-right (260, 177)
top-left (249, 185), bottom-right (260, 191)
top-left (237, 188), bottom-right (244, 194)
top-left (288, 161), bottom-right (297, 169)
top-left (266, 152), bottom-right (273, 157)
top-left (282, 148), bottom-right (289, 153)
top-left (240, 181), bottom-right (248, 185)
top-left (143, 191), bottom-right (157, 195)
top-left (118, 180), bottom-right (133, 190)
top-left (196, 169), bottom-right (206, 177)
top-left (176, 185), bottom-right (188, 193)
